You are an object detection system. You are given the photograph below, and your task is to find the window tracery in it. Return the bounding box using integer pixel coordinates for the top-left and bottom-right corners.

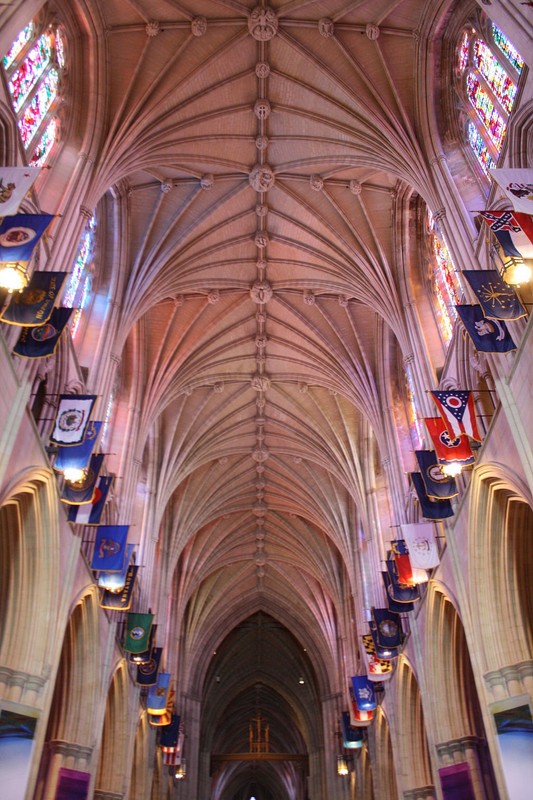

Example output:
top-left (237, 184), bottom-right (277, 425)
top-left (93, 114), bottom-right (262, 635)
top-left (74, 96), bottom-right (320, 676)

top-left (457, 21), bottom-right (523, 176)
top-left (2, 16), bottom-right (65, 166)
top-left (426, 211), bottom-right (463, 346)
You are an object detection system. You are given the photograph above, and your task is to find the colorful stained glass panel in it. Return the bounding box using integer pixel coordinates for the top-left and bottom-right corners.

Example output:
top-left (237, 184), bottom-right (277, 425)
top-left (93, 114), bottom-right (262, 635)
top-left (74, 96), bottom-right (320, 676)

top-left (466, 73), bottom-right (507, 149)
top-left (3, 23), bottom-right (34, 69)
top-left (29, 117), bottom-right (59, 166)
top-left (473, 40), bottom-right (517, 113)
top-left (458, 31), bottom-right (469, 72)
top-left (8, 34), bottom-right (52, 112)
top-left (467, 122), bottom-right (495, 175)
top-left (17, 68), bottom-right (59, 146)
top-left (491, 23), bottom-right (524, 74)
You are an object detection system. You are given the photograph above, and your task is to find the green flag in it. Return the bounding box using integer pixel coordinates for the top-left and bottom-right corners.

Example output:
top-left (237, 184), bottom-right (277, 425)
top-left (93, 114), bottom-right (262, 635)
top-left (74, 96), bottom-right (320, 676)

top-left (124, 612), bottom-right (153, 653)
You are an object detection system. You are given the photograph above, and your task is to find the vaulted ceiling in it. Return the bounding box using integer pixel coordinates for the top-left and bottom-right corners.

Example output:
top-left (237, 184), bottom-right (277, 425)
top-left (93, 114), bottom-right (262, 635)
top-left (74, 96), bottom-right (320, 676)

top-left (79, 0), bottom-right (454, 795)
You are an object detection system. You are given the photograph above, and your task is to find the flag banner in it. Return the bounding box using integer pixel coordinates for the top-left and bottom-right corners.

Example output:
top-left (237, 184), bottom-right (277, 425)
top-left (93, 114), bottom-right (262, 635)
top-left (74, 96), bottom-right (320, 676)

top-left (161, 749), bottom-right (181, 766)
top-left (455, 304), bottom-right (516, 353)
top-left (68, 475), bottom-right (113, 525)
top-left (55, 421), bottom-right (102, 472)
top-left (351, 676), bottom-right (376, 711)
top-left (0, 167), bottom-right (41, 215)
top-left (91, 525), bottom-right (129, 572)
top-left (60, 453), bottom-right (104, 505)
top-left (462, 270), bottom-right (526, 321)
top-left (424, 418), bottom-right (475, 465)
top-left (390, 539), bottom-right (409, 556)
top-left (12, 306), bottom-right (73, 358)
top-left (160, 714), bottom-right (181, 750)
top-left (136, 647), bottom-right (163, 686)
top-left (349, 690), bottom-right (374, 725)
top-left (147, 672), bottom-right (171, 715)
top-left (50, 394), bottom-right (97, 446)
top-left (130, 624), bottom-right (158, 663)
top-left (410, 472), bottom-right (454, 520)
top-left (1, 270), bottom-right (67, 327)
top-left (98, 544), bottom-right (134, 591)
top-left (124, 612), bottom-right (154, 653)
top-left (382, 571), bottom-right (415, 613)
top-left (372, 608), bottom-right (402, 648)
top-left (99, 565), bottom-right (138, 610)
top-left (0, 212), bottom-right (54, 262)
top-left (393, 554), bottom-right (414, 587)
top-left (149, 690), bottom-right (175, 727)
top-left (415, 450), bottom-right (458, 499)
top-left (430, 390), bottom-right (482, 442)
top-left (400, 522), bottom-right (441, 569)
top-left (341, 711), bottom-right (364, 748)
top-left (479, 210), bottom-right (533, 259)
top-left (370, 624), bottom-right (399, 659)
top-left (384, 564), bottom-right (420, 605)
top-left (488, 168), bottom-right (533, 214)
top-left (361, 634), bottom-right (394, 681)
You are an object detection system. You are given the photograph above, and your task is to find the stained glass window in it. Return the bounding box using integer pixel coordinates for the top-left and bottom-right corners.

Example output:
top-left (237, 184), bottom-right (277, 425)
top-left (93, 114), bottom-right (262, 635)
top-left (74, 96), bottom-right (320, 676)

top-left (457, 22), bottom-right (523, 177)
top-left (431, 230), bottom-right (462, 346)
top-left (64, 216), bottom-right (96, 340)
top-left (2, 18), bottom-right (64, 166)
top-left (405, 366), bottom-right (423, 450)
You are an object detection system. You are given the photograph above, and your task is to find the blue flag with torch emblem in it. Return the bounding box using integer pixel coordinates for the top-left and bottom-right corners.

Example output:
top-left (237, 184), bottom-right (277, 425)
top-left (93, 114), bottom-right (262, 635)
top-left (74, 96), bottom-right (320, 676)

top-left (462, 270), bottom-right (526, 320)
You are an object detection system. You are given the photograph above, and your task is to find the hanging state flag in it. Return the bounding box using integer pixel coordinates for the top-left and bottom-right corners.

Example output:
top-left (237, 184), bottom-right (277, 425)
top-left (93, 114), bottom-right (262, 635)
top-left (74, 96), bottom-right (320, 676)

top-left (55, 421), bottom-right (102, 472)
top-left (0, 212), bottom-right (54, 262)
top-left (382, 571), bottom-right (415, 613)
top-left (455, 304), bottom-right (516, 353)
top-left (50, 394), bottom-right (97, 446)
top-left (60, 453), bottom-right (104, 505)
top-left (147, 672), bottom-right (171, 715)
top-left (424, 418), bottom-right (475, 465)
top-left (384, 563), bottom-right (420, 605)
top-left (149, 690), bottom-right (175, 727)
top-left (124, 612), bottom-right (154, 654)
top-left (162, 750), bottom-right (181, 766)
top-left (488, 168), bottom-right (533, 214)
top-left (393, 553), bottom-right (414, 586)
top-left (349, 688), bottom-right (374, 725)
top-left (160, 714), bottom-right (181, 751)
top-left (351, 676), bottom-right (376, 711)
top-left (12, 306), bottom-right (73, 358)
top-left (410, 472), bottom-right (454, 520)
top-left (0, 167), bottom-right (41, 215)
top-left (415, 450), bottom-right (458, 500)
top-left (130, 624), bottom-right (158, 664)
top-left (68, 474), bottom-right (113, 525)
top-left (479, 210), bottom-right (533, 259)
top-left (1, 270), bottom-right (67, 327)
top-left (462, 270), bottom-right (526, 321)
top-left (371, 608), bottom-right (402, 649)
top-left (91, 525), bottom-right (129, 572)
top-left (341, 712), bottom-right (364, 748)
top-left (98, 544), bottom-right (134, 591)
top-left (361, 634), bottom-right (394, 681)
top-left (430, 390), bottom-right (482, 442)
top-left (136, 647), bottom-right (163, 686)
top-left (400, 522), bottom-right (440, 569)
top-left (99, 565), bottom-right (138, 610)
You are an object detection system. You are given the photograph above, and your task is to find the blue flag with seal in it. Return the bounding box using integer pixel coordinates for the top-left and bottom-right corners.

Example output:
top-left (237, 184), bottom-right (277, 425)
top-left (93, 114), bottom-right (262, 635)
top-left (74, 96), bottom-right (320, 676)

top-left (382, 570), bottom-right (415, 613)
top-left (147, 672), bottom-right (171, 716)
top-left (341, 711), bottom-right (364, 748)
top-left (1, 271), bottom-right (67, 327)
top-left (415, 450), bottom-right (458, 500)
top-left (99, 565), bottom-right (138, 610)
top-left (160, 714), bottom-right (181, 750)
top-left (55, 421), bottom-right (102, 472)
top-left (462, 270), bottom-right (526, 321)
top-left (385, 561), bottom-right (420, 604)
top-left (351, 676), bottom-right (377, 711)
top-left (0, 213), bottom-right (54, 262)
top-left (372, 608), bottom-right (402, 649)
top-left (410, 472), bottom-right (454, 520)
top-left (12, 306), bottom-right (73, 358)
top-left (136, 647), bottom-right (162, 686)
top-left (98, 544), bottom-right (134, 591)
top-left (60, 453), bottom-right (104, 505)
top-left (68, 474), bottom-right (113, 525)
top-left (455, 305), bottom-right (516, 353)
top-left (91, 525), bottom-right (129, 572)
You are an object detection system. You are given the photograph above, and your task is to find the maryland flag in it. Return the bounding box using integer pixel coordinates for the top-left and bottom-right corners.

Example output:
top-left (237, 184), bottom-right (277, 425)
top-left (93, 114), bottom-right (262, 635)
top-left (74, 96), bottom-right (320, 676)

top-left (361, 634), bottom-right (394, 682)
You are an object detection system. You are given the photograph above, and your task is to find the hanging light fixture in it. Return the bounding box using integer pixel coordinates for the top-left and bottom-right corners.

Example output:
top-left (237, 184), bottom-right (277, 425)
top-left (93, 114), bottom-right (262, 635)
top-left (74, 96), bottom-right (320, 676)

top-left (337, 755), bottom-right (349, 776)
top-left (440, 461), bottom-right (463, 478)
top-left (501, 255), bottom-right (532, 286)
top-left (174, 759), bottom-right (186, 780)
top-left (63, 466), bottom-right (87, 484)
top-left (0, 261), bottom-right (29, 293)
